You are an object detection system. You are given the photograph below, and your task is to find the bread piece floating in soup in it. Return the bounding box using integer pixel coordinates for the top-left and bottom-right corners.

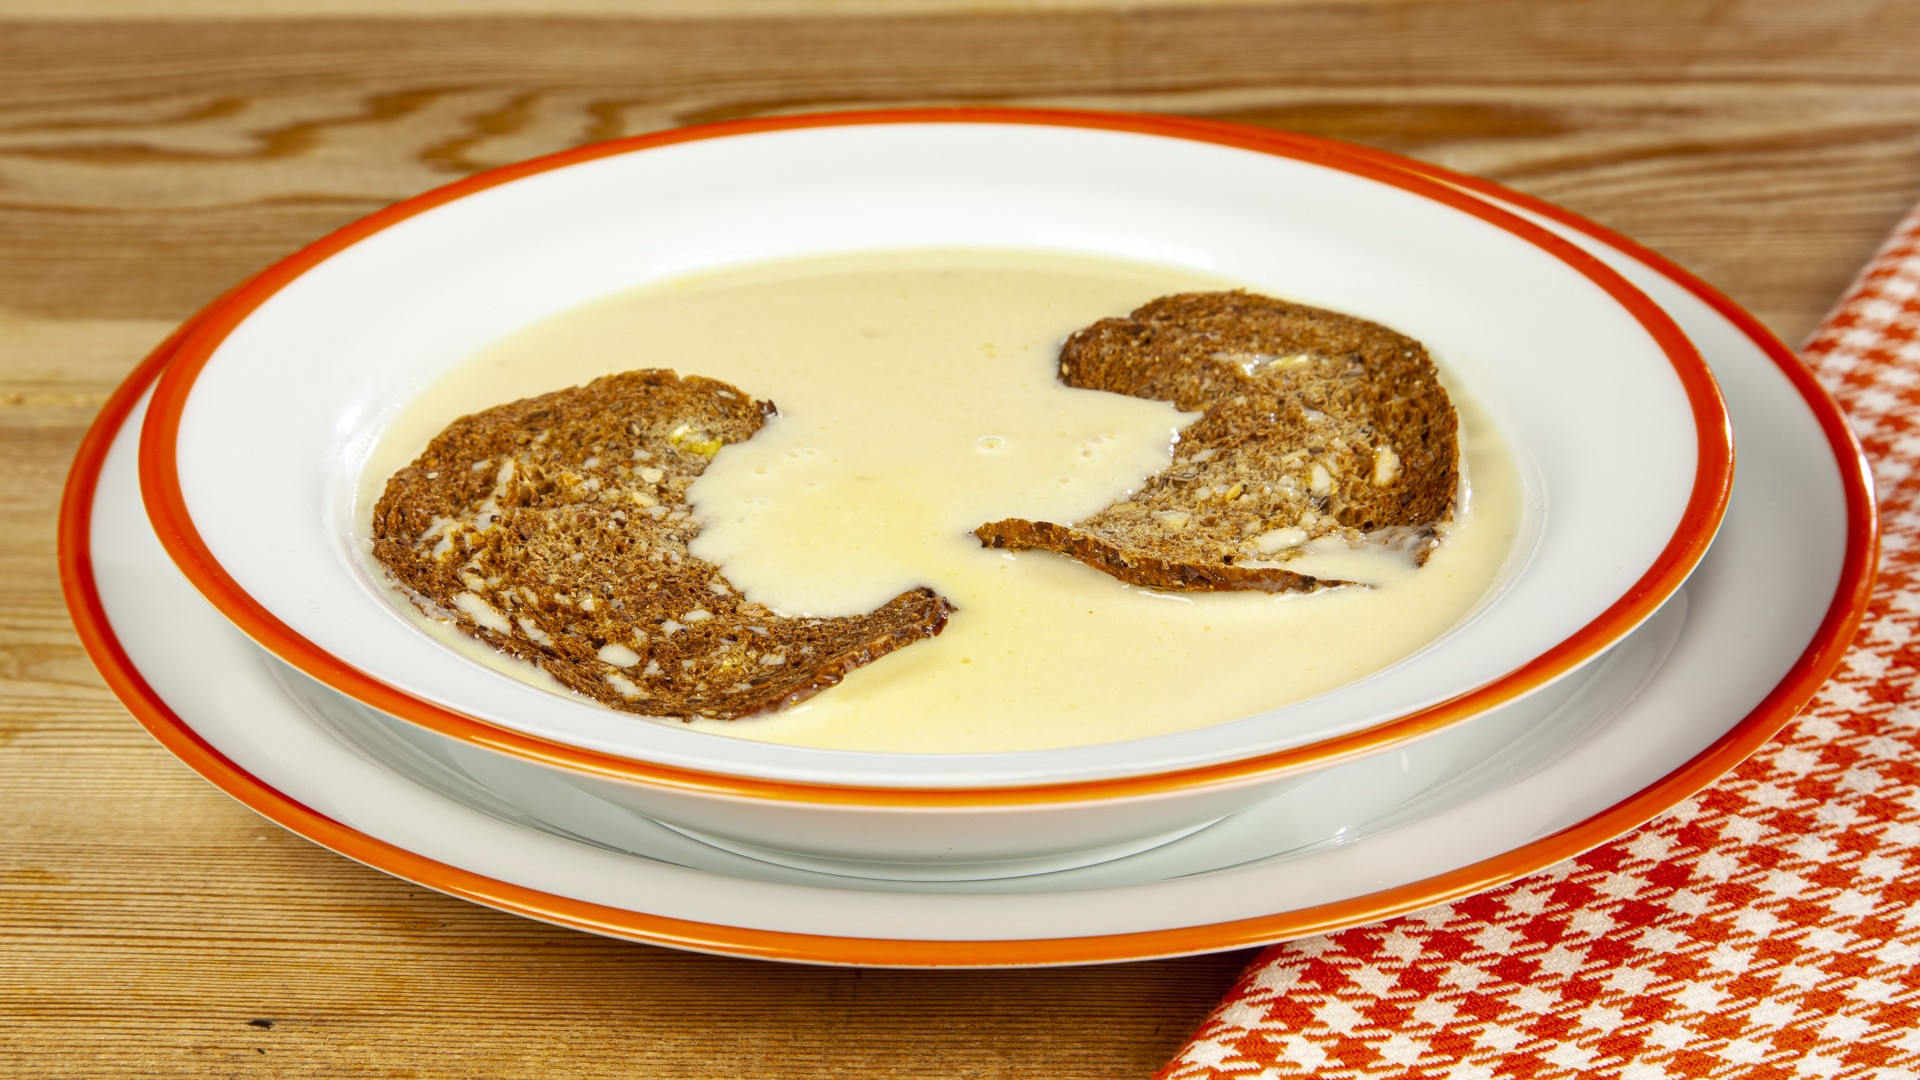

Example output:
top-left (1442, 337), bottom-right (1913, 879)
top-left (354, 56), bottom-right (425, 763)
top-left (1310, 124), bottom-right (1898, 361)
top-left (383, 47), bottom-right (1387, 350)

top-left (975, 291), bottom-right (1460, 591)
top-left (371, 369), bottom-right (953, 721)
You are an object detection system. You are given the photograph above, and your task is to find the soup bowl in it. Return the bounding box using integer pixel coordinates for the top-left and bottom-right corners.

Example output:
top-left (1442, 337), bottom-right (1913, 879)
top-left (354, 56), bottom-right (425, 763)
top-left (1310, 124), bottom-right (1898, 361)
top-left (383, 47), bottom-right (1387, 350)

top-left (139, 109), bottom-right (1729, 875)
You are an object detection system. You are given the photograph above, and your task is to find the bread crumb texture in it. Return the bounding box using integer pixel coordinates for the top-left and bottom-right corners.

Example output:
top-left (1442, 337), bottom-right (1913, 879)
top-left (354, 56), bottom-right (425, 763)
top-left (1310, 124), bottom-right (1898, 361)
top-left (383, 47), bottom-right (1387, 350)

top-left (975, 291), bottom-right (1459, 591)
top-left (372, 369), bottom-right (952, 721)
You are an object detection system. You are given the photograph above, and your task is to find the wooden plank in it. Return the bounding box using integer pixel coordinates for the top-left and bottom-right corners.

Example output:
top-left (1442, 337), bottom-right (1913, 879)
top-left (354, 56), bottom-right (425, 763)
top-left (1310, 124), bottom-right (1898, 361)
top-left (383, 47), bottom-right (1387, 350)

top-left (0, 0), bottom-right (1326, 17)
top-left (0, 5), bottom-right (1915, 333)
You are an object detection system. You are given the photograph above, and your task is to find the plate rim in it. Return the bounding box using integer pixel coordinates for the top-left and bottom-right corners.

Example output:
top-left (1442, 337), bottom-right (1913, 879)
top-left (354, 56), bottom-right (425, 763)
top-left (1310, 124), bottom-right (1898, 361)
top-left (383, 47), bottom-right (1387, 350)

top-left (60, 138), bottom-right (1874, 967)
top-left (130, 107), bottom-right (1733, 802)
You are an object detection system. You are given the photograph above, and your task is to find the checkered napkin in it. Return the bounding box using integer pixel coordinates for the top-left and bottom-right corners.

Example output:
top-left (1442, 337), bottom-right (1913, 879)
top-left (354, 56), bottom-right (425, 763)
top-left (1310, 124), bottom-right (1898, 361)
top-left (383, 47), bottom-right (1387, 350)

top-left (1158, 204), bottom-right (1920, 1079)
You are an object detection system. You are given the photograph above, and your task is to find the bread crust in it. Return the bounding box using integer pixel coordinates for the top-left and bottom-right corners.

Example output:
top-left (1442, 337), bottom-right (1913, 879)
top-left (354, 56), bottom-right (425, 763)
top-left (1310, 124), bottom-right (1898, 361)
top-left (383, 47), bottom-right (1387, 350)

top-left (974, 291), bottom-right (1459, 592)
top-left (372, 369), bottom-right (952, 721)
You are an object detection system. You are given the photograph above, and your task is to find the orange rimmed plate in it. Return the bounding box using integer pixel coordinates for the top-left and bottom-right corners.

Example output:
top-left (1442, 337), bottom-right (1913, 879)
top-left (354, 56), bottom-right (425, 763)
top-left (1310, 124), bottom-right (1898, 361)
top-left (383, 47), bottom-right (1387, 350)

top-left (133, 112), bottom-right (1730, 831)
top-left (62, 148), bottom-right (1870, 965)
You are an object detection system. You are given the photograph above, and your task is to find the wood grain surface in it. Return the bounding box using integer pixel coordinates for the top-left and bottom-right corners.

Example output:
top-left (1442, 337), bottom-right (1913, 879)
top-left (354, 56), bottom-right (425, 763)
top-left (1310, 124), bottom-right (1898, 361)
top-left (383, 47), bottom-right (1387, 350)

top-left (4, 2), bottom-right (1918, 1077)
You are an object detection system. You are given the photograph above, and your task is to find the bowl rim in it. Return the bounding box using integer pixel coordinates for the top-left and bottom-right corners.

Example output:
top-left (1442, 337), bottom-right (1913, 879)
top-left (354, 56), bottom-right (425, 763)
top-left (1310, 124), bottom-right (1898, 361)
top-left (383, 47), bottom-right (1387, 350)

top-left (137, 106), bottom-right (1733, 805)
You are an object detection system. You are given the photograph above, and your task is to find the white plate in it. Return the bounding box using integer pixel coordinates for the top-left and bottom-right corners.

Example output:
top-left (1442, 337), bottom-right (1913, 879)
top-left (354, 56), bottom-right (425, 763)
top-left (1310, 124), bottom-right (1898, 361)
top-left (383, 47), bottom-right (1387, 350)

top-left (62, 164), bottom-right (1871, 966)
top-left (141, 113), bottom-right (1727, 790)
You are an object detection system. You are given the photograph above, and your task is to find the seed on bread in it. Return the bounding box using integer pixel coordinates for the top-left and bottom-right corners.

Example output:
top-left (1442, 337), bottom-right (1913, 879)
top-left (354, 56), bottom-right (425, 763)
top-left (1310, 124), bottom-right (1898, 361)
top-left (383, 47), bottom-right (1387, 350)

top-left (974, 291), bottom-right (1459, 592)
top-left (372, 369), bottom-right (953, 721)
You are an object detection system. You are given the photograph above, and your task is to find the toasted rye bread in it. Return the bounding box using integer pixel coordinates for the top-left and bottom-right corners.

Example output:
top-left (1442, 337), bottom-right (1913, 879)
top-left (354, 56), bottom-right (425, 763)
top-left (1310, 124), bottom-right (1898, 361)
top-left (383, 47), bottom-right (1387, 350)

top-left (372, 370), bottom-right (953, 721)
top-left (975, 291), bottom-right (1459, 592)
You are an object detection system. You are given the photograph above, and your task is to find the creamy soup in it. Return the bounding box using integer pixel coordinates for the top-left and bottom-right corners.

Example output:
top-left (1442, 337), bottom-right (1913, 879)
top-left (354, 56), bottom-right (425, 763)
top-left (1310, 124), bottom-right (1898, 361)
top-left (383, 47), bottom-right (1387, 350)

top-left (359, 250), bottom-right (1522, 753)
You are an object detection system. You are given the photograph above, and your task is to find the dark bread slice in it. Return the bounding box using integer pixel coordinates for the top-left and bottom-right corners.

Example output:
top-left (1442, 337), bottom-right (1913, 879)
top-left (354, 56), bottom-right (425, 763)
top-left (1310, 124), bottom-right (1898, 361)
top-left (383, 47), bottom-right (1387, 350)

top-left (372, 369), bottom-right (952, 721)
top-left (975, 291), bottom-right (1459, 592)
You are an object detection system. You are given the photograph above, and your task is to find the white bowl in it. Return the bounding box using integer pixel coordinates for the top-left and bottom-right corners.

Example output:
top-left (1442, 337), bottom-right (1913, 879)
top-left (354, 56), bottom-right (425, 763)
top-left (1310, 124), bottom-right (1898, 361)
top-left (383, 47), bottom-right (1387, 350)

top-left (139, 110), bottom-right (1729, 871)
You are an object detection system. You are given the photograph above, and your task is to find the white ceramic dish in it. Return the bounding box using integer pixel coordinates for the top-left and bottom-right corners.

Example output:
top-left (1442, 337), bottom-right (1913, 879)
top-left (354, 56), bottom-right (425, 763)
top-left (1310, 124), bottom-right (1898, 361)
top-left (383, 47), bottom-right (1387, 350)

top-left (65, 162), bottom-right (1870, 965)
top-left (138, 112), bottom-right (1728, 809)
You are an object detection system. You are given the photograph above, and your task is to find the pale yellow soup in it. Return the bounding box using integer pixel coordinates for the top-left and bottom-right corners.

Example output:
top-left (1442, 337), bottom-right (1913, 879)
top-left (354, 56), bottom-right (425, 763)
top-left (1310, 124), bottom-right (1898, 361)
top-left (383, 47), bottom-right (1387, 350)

top-left (360, 249), bottom-right (1522, 753)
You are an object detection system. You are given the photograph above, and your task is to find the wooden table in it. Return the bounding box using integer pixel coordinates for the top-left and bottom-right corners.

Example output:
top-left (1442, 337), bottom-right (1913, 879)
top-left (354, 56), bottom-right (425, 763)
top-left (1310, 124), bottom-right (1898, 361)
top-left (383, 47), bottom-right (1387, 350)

top-left (5, 2), bottom-right (1916, 1076)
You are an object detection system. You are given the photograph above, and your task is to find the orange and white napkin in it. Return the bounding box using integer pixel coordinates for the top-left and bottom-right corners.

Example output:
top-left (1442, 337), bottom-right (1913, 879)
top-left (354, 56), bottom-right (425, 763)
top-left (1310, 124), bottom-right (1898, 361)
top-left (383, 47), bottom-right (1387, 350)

top-left (1158, 203), bottom-right (1920, 1079)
